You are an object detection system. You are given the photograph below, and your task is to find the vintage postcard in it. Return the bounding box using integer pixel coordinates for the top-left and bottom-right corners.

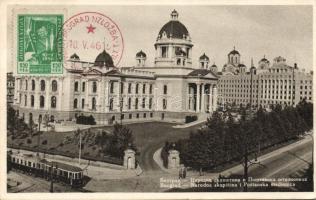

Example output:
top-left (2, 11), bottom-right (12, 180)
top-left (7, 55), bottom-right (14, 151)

top-left (0, 0), bottom-right (315, 199)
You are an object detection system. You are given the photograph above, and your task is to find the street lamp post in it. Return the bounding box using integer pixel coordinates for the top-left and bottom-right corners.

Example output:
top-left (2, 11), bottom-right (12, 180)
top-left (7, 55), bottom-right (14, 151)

top-left (78, 128), bottom-right (82, 165)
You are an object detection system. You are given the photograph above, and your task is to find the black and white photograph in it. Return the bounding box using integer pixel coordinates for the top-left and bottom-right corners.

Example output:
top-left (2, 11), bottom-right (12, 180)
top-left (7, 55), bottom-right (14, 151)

top-left (1, 1), bottom-right (315, 199)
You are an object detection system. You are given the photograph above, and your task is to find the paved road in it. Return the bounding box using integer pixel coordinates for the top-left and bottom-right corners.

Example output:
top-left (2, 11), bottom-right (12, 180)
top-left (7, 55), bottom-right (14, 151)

top-left (136, 123), bottom-right (201, 173)
top-left (230, 136), bottom-right (312, 179)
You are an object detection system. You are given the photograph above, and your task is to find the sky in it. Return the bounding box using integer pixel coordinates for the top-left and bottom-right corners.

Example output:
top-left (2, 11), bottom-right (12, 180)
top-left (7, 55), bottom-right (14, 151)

top-left (83, 5), bottom-right (312, 71)
top-left (9, 5), bottom-right (313, 72)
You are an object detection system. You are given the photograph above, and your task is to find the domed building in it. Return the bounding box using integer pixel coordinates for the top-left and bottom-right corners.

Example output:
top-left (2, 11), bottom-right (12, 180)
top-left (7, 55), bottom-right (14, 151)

top-left (13, 9), bottom-right (219, 126)
top-left (222, 47), bottom-right (242, 75)
top-left (154, 9), bottom-right (193, 67)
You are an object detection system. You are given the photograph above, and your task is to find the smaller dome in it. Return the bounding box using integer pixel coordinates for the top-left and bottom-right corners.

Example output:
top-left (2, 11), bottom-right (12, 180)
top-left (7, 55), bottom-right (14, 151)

top-left (260, 55), bottom-right (270, 63)
top-left (94, 50), bottom-right (114, 67)
top-left (70, 53), bottom-right (80, 60)
top-left (229, 49), bottom-right (240, 55)
top-left (228, 47), bottom-right (240, 55)
top-left (199, 53), bottom-right (209, 61)
top-left (136, 50), bottom-right (146, 58)
top-left (211, 63), bottom-right (217, 68)
top-left (238, 63), bottom-right (246, 68)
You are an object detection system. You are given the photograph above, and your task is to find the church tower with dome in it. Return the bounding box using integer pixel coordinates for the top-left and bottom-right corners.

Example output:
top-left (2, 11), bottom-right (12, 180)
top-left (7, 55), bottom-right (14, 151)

top-left (154, 10), bottom-right (193, 67)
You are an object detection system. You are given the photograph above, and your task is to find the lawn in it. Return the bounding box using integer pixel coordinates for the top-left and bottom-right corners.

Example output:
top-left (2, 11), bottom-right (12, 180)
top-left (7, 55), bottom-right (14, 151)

top-left (7, 122), bottom-right (202, 164)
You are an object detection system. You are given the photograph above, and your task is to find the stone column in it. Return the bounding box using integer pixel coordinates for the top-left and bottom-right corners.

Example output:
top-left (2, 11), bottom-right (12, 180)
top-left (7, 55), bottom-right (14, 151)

top-left (58, 77), bottom-right (63, 110)
top-left (196, 83), bottom-right (200, 112)
top-left (35, 77), bottom-right (40, 109)
top-left (45, 78), bottom-right (50, 110)
top-left (97, 80), bottom-right (102, 111)
top-left (85, 80), bottom-right (89, 111)
top-left (209, 84), bottom-right (213, 112)
top-left (212, 86), bottom-right (218, 112)
top-left (201, 83), bottom-right (205, 112)
top-left (104, 80), bottom-right (109, 112)
top-left (123, 149), bottom-right (136, 169)
top-left (186, 83), bottom-right (190, 111)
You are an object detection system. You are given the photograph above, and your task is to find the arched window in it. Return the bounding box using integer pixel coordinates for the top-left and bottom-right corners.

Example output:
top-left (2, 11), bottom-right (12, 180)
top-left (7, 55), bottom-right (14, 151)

top-left (40, 96), bottom-right (45, 108)
top-left (81, 98), bottom-right (85, 109)
top-left (24, 95), bottom-right (27, 106)
top-left (135, 83), bottom-right (139, 94)
top-left (149, 84), bottom-right (153, 94)
top-left (73, 98), bottom-right (78, 109)
top-left (92, 81), bottom-right (97, 93)
top-left (163, 99), bottom-right (167, 110)
top-left (110, 82), bottom-right (114, 94)
top-left (31, 80), bottom-right (35, 91)
top-left (135, 98), bottom-right (138, 110)
top-left (25, 80), bottom-right (28, 90)
top-left (142, 98), bottom-right (146, 108)
top-left (31, 95), bottom-right (34, 107)
top-left (128, 98), bottom-right (131, 110)
top-left (40, 80), bottom-right (45, 91)
top-left (52, 80), bottom-right (58, 92)
top-left (109, 98), bottom-right (113, 111)
top-left (51, 96), bottom-right (57, 108)
top-left (149, 98), bottom-right (152, 109)
top-left (92, 97), bottom-right (96, 110)
top-left (74, 81), bottom-right (79, 92)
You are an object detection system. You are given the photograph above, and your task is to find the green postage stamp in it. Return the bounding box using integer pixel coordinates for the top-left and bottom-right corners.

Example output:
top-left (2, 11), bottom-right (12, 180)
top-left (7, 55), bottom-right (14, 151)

top-left (17, 15), bottom-right (63, 74)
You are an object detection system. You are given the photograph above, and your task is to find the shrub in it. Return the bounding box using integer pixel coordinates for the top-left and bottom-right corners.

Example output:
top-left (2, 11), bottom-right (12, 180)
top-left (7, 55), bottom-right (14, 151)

top-left (76, 115), bottom-right (96, 125)
top-left (185, 115), bottom-right (198, 123)
top-left (42, 140), bottom-right (47, 145)
top-left (26, 139), bottom-right (32, 144)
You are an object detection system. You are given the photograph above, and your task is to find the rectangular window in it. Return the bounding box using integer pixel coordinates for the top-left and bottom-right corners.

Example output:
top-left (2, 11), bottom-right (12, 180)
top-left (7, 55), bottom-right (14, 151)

top-left (149, 84), bottom-right (153, 94)
top-left (128, 83), bottom-right (132, 94)
top-left (143, 84), bottom-right (146, 94)
top-left (161, 46), bottom-right (168, 58)
top-left (163, 85), bottom-right (167, 95)
top-left (82, 82), bottom-right (85, 92)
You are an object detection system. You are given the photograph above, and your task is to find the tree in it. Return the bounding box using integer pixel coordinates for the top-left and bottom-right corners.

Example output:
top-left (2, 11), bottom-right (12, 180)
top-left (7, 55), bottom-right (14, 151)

top-left (105, 123), bottom-right (136, 158)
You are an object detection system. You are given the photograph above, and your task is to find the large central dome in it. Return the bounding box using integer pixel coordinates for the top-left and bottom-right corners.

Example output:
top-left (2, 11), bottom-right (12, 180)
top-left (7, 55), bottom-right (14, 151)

top-left (157, 10), bottom-right (189, 39)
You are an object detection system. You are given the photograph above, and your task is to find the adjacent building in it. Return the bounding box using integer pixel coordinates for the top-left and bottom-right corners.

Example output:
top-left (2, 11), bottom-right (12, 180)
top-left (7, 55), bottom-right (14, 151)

top-left (217, 49), bottom-right (313, 109)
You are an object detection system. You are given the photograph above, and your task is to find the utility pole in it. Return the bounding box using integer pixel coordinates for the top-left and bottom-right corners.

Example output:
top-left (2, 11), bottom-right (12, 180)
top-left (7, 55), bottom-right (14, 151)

top-left (50, 162), bottom-right (54, 193)
top-left (243, 148), bottom-right (248, 192)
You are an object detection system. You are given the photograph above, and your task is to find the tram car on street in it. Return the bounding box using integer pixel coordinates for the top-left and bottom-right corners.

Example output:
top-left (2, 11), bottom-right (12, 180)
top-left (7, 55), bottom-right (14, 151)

top-left (7, 151), bottom-right (84, 187)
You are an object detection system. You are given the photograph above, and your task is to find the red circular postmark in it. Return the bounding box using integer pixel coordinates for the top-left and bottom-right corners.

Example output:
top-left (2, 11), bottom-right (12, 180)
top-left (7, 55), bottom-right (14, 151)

top-left (62, 12), bottom-right (124, 66)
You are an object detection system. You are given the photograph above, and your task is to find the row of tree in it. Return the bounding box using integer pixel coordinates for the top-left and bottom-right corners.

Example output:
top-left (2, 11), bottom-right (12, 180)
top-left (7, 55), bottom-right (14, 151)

top-left (164, 100), bottom-right (313, 174)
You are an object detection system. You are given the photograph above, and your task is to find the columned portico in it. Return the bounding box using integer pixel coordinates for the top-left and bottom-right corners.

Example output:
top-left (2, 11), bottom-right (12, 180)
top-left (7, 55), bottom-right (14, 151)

top-left (187, 81), bottom-right (217, 113)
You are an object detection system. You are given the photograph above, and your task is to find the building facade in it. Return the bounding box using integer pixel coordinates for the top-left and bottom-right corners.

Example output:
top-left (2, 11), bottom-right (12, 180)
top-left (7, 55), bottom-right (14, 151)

top-left (13, 10), bottom-right (218, 125)
top-left (218, 49), bottom-right (313, 109)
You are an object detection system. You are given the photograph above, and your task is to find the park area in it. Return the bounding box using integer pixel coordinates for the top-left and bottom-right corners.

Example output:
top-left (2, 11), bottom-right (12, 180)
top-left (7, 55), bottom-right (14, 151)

top-left (7, 121), bottom-right (198, 167)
